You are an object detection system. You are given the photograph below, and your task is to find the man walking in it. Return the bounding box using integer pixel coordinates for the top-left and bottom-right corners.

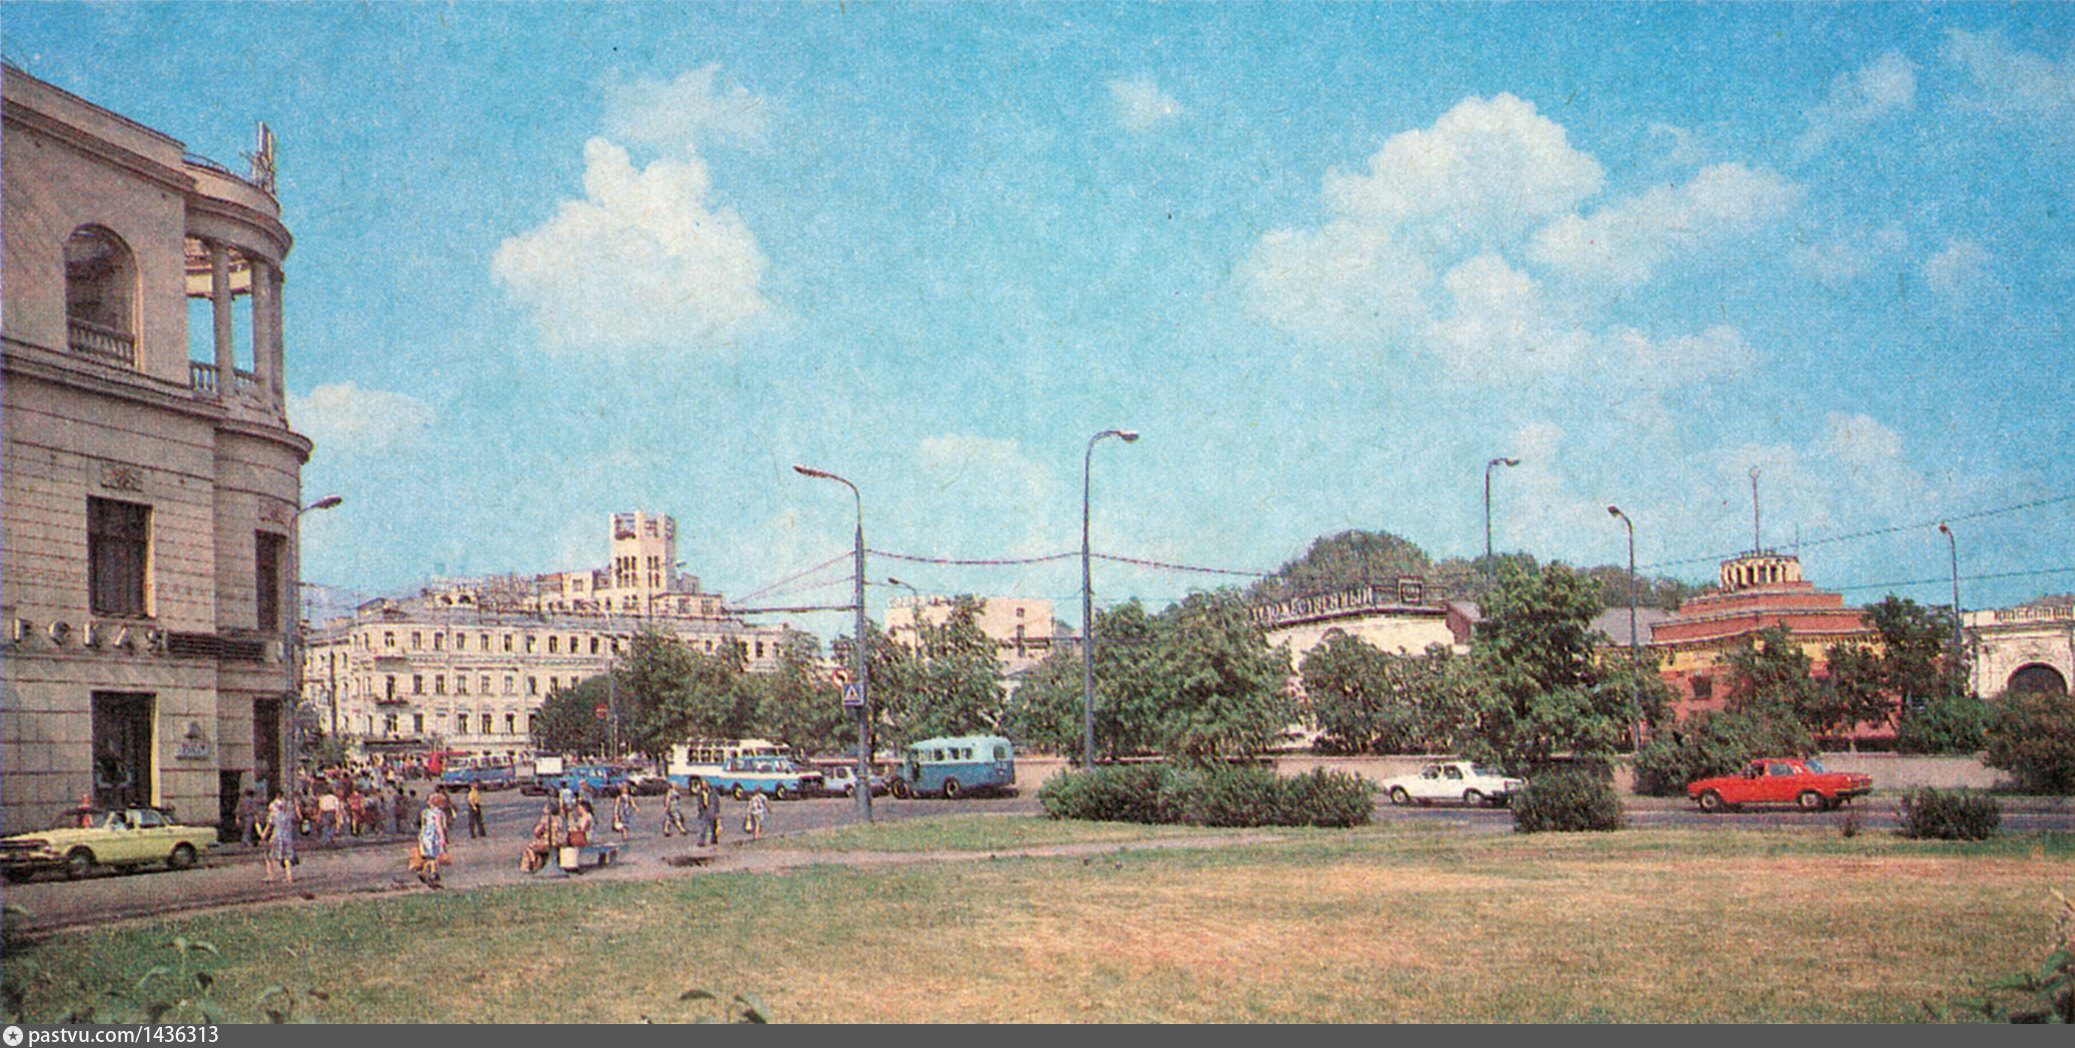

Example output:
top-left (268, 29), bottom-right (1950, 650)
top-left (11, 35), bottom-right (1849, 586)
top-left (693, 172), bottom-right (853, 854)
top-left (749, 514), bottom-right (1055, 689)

top-left (466, 782), bottom-right (487, 839)
top-left (662, 781), bottom-right (688, 837)
top-left (694, 776), bottom-right (722, 847)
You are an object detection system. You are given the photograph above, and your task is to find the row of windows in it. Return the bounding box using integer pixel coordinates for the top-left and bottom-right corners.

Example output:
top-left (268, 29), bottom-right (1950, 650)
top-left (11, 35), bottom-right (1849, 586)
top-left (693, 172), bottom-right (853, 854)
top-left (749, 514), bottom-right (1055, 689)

top-left (88, 496), bottom-right (287, 633)
top-left (368, 712), bottom-right (525, 737)
top-left (369, 629), bottom-right (624, 656)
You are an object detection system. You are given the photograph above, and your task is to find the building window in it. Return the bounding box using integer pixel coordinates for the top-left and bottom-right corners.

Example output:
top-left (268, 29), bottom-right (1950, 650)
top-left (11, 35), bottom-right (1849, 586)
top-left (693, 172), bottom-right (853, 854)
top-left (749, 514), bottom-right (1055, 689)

top-left (412, 714), bottom-right (424, 734)
top-left (506, 713), bottom-right (516, 735)
top-left (384, 631), bottom-right (396, 649)
top-left (411, 631), bottom-right (422, 650)
top-left (456, 675), bottom-right (468, 695)
top-left (548, 636), bottom-right (559, 654)
top-left (433, 632), bottom-right (444, 651)
top-left (413, 675), bottom-right (424, 695)
top-left (503, 676), bottom-right (514, 694)
top-left (66, 226), bottom-right (136, 363)
top-left (503, 634), bottom-right (513, 653)
top-left (88, 497), bottom-right (151, 618)
top-left (254, 531), bottom-right (286, 631)
top-left (527, 677), bottom-right (537, 695)
top-left (1692, 675), bottom-right (1714, 701)
top-left (590, 636), bottom-right (600, 655)
top-left (384, 713), bottom-right (399, 734)
top-left (456, 715), bottom-right (467, 735)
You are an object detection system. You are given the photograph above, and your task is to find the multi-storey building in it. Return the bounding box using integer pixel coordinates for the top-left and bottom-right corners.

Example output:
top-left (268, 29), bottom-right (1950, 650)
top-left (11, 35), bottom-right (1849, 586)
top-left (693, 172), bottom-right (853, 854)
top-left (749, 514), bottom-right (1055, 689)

top-left (3, 65), bottom-right (313, 834)
top-left (1647, 550), bottom-right (1878, 733)
top-left (301, 513), bottom-right (799, 760)
top-left (886, 594), bottom-right (1058, 680)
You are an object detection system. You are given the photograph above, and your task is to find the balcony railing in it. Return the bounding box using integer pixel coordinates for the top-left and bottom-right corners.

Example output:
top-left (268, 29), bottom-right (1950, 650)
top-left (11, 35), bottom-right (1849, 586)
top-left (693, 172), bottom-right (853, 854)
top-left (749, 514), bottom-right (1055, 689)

top-left (188, 361), bottom-right (262, 399)
top-left (68, 318), bottom-right (136, 365)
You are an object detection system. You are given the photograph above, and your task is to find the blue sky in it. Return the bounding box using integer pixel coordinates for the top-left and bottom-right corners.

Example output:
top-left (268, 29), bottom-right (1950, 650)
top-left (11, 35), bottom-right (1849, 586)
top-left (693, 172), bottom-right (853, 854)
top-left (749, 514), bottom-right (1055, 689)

top-left (7, 3), bottom-right (2072, 640)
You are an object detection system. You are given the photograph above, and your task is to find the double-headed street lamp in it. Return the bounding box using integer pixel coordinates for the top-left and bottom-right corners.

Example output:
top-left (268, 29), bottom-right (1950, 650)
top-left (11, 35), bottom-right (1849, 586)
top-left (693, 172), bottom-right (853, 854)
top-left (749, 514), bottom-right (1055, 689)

top-left (1082, 429), bottom-right (1139, 769)
top-left (794, 464), bottom-right (873, 823)
top-left (1484, 457), bottom-right (1519, 565)
top-left (1607, 505), bottom-right (1640, 750)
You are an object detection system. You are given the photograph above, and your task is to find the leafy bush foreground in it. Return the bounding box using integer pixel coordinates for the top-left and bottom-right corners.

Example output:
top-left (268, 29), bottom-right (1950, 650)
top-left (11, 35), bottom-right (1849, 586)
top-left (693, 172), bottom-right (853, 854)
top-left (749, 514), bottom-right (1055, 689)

top-left (1510, 770), bottom-right (1625, 833)
top-left (1037, 764), bottom-right (1371, 828)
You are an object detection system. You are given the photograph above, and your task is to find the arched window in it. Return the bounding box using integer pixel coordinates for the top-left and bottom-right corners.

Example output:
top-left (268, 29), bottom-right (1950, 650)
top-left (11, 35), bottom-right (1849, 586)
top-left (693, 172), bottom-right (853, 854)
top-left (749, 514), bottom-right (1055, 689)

top-left (66, 226), bottom-right (136, 363)
top-left (2007, 663), bottom-right (2068, 696)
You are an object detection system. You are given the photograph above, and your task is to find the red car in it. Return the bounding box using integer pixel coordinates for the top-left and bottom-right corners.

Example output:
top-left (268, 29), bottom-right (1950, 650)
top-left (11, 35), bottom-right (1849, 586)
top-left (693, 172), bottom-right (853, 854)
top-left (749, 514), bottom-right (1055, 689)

top-left (1687, 757), bottom-right (1873, 813)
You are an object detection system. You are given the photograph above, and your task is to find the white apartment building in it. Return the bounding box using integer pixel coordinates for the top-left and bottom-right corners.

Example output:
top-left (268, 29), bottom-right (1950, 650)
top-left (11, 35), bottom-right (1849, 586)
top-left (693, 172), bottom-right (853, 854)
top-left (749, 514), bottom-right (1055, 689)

top-left (3, 65), bottom-right (312, 834)
top-left (302, 513), bottom-right (800, 759)
top-left (886, 594), bottom-right (1057, 679)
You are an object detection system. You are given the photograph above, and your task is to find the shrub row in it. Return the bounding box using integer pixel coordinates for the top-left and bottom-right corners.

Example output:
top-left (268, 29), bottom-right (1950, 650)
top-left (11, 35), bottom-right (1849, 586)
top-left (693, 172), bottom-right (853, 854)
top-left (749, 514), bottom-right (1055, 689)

top-left (1897, 787), bottom-right (2002, 841)
top-left (1037, 764), bottom-right (1372, 828)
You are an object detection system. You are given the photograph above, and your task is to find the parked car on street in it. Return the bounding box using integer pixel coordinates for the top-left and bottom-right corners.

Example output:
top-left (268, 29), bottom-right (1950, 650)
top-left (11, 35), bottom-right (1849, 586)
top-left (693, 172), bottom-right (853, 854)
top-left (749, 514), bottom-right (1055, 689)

top-left (1380, 761), bottom-right (1527, 807)
top-left (1687, 757), bottom-right (1874, 812)
top-left (1, 806), bottom-right (216, 881)
top-left (816, 763), bottom-right (890, 798)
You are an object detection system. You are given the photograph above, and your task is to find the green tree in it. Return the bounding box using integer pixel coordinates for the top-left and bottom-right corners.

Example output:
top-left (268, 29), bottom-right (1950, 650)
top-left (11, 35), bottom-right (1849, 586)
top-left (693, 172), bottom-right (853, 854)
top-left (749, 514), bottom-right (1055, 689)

top-left (1462, 562), bottom-right (1629, 764)
top-left (1248, 530), bottom-right (1432, 603)
top-left (1720, 625), bottom-right (1823, 720)
top-left (1298, 632), bottom-right (1438, 754)
top-left (877, 595), bottom-right (1009, 746)
top-left (531, 676), bottom-right (614, 756)
top-left (1151, 590), bottom-right (1295, 763)
top-left (1984, 688), bottom-right (2075, 794)
top-left (751, 632), bottom-right (847, 757)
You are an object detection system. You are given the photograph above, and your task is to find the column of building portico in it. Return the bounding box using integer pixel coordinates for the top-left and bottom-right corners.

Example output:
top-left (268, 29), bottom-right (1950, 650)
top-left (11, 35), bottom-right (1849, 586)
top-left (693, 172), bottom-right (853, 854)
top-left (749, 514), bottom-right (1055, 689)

top-left (250, 257), bottom-right (283, 411)
top-left (209, 241), bottom-right (237, 397)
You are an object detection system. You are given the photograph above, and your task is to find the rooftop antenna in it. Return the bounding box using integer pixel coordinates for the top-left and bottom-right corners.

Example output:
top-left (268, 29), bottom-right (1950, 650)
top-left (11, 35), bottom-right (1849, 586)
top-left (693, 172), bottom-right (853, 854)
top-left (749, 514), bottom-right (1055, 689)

top-left (1750, 467), bottom-right (1762, 554)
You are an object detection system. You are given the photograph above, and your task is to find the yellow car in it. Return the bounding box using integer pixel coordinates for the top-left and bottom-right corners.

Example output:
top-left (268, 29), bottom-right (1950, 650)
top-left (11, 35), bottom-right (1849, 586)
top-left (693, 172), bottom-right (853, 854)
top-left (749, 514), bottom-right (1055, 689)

top-left (1, 805), bottom-right (216, 881)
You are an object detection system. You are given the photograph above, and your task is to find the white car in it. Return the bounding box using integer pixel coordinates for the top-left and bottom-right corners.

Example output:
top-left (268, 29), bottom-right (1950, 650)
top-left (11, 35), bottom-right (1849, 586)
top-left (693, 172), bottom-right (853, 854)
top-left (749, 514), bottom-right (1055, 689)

top-left (1380, 761), bottom-right (1526, 808)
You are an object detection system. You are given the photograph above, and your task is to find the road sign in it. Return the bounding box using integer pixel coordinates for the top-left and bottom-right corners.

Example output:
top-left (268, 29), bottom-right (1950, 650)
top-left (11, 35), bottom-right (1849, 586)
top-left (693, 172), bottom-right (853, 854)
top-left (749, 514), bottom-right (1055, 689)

top-left (842, 682), bottom-right (864, 709)
top-left (594, 703), bottom-right (609, 721)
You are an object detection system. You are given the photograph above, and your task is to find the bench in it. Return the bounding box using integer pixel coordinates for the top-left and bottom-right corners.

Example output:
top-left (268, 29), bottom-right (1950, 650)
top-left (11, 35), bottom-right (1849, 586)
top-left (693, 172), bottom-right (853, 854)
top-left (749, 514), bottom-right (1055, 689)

top-left (559, 842), bottom-right (619, 873)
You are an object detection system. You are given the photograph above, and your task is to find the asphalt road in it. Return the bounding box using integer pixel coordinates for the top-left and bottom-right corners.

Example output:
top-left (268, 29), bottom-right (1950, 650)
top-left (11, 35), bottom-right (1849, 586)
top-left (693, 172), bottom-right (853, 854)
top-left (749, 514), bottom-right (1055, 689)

top-left (6, 787), bottom-right (2068, 935)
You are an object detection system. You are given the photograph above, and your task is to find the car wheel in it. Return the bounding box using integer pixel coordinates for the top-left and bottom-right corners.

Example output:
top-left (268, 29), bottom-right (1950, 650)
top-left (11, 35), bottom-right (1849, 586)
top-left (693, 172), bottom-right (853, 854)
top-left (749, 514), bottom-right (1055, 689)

top-left (63, 848), bottom-right (95, 880)
top-left (168, 843), bottom-right (198, 871)
top-left (1797, 790), bottom-right (1827, 812)
top-left (1698, 790), bottom-right (1727, 814)
top-left (1389, 787), bottom-right (1412, 806)
top-left (942, 778), bottom-right (962, 800)
top-left (732, 785), bottom-right (748, 802)
top-left (775, 785), bottom-right (793, 801)
top-left (1465, 789), bottom-right (1487, 807)
top-left (890, 780), bottom-right (910, 800)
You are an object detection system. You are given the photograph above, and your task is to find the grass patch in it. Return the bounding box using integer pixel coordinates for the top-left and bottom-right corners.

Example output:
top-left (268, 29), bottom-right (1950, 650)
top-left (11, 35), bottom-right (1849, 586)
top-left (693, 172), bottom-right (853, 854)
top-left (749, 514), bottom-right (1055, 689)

top-left (5, 821), bottom-right (2072, 1023)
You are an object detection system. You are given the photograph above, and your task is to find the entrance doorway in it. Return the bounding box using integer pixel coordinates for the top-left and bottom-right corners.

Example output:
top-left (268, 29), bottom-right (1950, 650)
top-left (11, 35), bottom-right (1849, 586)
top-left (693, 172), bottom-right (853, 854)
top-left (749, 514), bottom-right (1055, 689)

top-left (92, 691), bottom-right (154, 808)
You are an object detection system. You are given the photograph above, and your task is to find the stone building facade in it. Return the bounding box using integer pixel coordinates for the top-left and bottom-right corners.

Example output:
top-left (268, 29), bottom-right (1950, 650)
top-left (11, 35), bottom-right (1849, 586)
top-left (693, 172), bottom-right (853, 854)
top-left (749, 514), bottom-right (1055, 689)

top-left (301, 513), bottom-right (800, 760)
top-left (1963, 602), bottom-right (2075, 698)
top-left (3, 65), bottom-right (311, 834)
top-left (886, 594), bottom-right (1058, 679)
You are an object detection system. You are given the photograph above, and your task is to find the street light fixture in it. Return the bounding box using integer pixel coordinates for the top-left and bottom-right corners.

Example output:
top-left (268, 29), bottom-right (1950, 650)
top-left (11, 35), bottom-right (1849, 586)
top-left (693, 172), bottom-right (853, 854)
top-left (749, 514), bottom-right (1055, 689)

top-left (1608, 505), bottom-right (1640, 750)
top-left (1484, 457), bottom-right (1519, 565)
top-left (1939, 523), bottom-right (1962, 699)
top-left (795, 464), bottom-right (873, 823)
top-left (1082, 429), bottom-right (1139, 769)
top-left (291, 496), bottom-right (342, 798)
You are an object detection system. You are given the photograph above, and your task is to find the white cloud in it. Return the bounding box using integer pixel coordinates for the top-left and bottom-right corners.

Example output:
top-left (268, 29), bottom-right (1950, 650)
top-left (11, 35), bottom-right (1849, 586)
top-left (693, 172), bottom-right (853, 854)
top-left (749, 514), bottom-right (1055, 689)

top-left (1612, 324), bottom-right (1756, 383)
top-left (1428, 253), bottom-right (1590, 379)
top-left (1818, 412), bottom-right (1926, 517)
top-left (1941, 29), bottom-right (2075, 131)
top-left (1647, 122), bottom-right (1705, 169)
top-left (288, 382), bottom-right (434, 455)
top-left (604, 65), bottom-right (769, 149)
top-left (1789, 223), bottom-right (1909, 289)
top-left (1795, 51), bottom-right (1917, 158)
top-left (1321, 94), bottom-right (1603, 249)
top-left (1922, 237), bottom-right (1989, 297)
top-left (1108, 78), bottom-right (1184, 132)
top-left (493, 137), bottom-right (771, 351)
top-left (1242, 220), bottom-right (1434, 345)
top-left (1529, 162), bottom-right (1800, 287)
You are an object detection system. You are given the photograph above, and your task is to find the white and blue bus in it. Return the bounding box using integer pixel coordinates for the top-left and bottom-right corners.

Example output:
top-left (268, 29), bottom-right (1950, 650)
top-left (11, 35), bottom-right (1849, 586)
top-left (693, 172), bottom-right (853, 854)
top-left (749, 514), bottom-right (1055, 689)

top-left (665, 739), bottom-right (824, 799)
top-left (888, 735), bottom-right (1015, 799)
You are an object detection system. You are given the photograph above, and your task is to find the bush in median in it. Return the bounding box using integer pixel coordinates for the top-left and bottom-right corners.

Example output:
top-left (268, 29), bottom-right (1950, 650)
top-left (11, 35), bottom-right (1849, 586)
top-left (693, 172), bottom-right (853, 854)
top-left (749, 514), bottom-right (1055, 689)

top-left (1038, 763), bottom-right (1370, 828)
top-left (1897, 787), bottom-right (2001, 841)
top-left (1511, 769), bottom-right (1624, 833)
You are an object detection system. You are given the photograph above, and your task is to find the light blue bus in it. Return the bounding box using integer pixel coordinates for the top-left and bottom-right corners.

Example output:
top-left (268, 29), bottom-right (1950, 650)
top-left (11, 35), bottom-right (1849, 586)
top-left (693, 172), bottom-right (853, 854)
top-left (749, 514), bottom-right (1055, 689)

top-left (888, 735), bottom-right (1015, 799)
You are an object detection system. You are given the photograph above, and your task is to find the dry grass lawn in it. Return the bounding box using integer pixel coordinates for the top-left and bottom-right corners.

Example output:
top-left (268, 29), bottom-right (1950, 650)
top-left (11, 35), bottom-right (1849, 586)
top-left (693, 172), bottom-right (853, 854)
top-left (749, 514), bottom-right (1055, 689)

top-left (5, 822), bottom-right (2069, 1023)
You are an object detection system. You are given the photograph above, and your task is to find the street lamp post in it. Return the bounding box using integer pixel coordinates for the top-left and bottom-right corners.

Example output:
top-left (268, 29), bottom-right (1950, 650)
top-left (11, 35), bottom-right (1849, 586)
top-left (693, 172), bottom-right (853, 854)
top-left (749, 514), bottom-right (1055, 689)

top-left (1939, 523), bottom-right (1962, 698)
top-left (1607, 505), bottom-right (1640, 750)
top-left (1082, 429), bottom-right (1139, 769)
top-left (795, 465), bottom-right (872, 823)
top-left (1484, 457), bottom-right (1519, 565)
top-left (290, 495), bottom-right (342, 809)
